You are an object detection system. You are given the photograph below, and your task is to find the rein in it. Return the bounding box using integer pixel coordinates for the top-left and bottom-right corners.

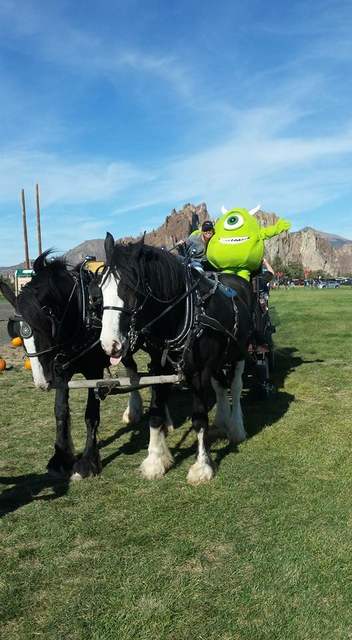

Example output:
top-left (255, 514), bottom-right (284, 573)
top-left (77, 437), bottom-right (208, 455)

top-left (102, 253), bottom-right (242, 373)
top-left (140, 277), bottom-right (199, 335)
top-left (20, 265), bottom-right (100, 368)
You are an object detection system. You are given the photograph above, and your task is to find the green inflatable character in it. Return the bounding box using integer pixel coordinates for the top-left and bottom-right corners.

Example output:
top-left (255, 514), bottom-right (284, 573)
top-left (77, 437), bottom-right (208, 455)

top-left (206, 206), bottom-right (291, 281)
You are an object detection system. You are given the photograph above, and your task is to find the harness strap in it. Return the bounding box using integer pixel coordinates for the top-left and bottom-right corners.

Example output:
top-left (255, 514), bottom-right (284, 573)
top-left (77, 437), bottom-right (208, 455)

top-left (25, 345), bottom-right (58, 358)
top-left (103, 305), bottom-right (133, 314)
top-left (140, 278), bottom-right (199, 335)
top-left (198, 314), bottom-right (237, 341)
top-left (58, 339), bottom-right (101, 371)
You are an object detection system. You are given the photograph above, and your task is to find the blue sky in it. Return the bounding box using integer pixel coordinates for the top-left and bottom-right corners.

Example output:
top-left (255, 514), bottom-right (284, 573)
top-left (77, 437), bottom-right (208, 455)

top-left (1, 0), bottom-right (352, 265)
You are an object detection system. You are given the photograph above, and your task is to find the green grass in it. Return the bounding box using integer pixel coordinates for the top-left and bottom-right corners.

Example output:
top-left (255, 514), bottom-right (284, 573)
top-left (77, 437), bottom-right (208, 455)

top-left (1, 288), bottom-right (352, 640)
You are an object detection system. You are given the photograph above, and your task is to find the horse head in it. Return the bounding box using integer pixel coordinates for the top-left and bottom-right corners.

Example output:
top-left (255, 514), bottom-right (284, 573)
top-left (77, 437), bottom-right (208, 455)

top-left (16, 251), bottom-right (79, 389)
top-left (100, 233), bottom-right (143, 363)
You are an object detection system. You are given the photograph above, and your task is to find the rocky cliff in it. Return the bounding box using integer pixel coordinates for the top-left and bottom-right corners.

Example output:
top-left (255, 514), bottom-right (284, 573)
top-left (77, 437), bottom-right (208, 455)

top-left (2, 203), bottom-right (352, 276)
top-left (256, 211), bottom-right (342, 275)
top-left (63, 202), bottom-right (209, 265)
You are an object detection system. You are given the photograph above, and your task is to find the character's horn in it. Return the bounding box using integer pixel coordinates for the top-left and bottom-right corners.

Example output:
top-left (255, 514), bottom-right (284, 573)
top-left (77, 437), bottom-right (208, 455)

top-left (221, 206), bottom-right (228, 214)
top-left (249, 204), bottom-right (261, 216)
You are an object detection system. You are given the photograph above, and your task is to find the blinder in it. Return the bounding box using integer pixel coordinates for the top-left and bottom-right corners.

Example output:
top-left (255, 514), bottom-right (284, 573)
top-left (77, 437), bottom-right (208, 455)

top-left (7, 316), bottom-right (21, 339)
top-left (19, 320), bottom-right (33, 339)
top-left (7, 315), bottom-right (33, 340)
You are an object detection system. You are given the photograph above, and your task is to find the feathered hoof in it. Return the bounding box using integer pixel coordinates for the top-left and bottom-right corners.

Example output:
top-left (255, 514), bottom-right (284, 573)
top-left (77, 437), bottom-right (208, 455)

top-left (229, 430), bottom-right (247, 445)
top-left (122, 406), bottom-right (143, 425)
top-left (46, 451), bottom-right (75, 478)
top-left (187, 461), bottom-right (214, 485)
top-left (140, 453), bottom-right (173, 480)
top-left (47, 467), bottom-right (69, 480)
top-left (71, 472), bottom-right (83, 481)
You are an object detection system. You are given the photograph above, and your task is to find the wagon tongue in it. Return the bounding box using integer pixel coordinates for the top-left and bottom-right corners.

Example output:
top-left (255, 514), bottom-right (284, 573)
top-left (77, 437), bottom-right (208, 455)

top-left (110, 356), bottom-right (122, 366)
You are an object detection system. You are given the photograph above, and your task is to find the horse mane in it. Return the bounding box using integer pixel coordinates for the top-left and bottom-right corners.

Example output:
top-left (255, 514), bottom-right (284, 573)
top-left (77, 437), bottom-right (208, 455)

top-left (18, 251), bottom-right (73, 330)
top-left (112, 242), bottom-right (185, 299)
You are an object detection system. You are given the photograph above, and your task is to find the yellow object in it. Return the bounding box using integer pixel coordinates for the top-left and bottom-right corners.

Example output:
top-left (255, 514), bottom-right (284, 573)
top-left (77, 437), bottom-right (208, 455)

top-left (24, 358), bottom-right (32, 370)
top-left (11, 336), bottom-right (23, 347)
top-left (84, 260), bottom-right (105, 274)
top-left (0, 358), bottom-right (7, 371)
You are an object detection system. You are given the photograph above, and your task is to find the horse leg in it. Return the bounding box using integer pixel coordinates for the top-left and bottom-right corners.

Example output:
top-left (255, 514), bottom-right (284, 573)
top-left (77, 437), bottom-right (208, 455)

top-left (164, 402), bottom-right (174, 433)
top-left (187, 371), bottom-right (214, 484)
top-left (121, 360), bottom-right (143, 425)
top-left (72, 388), bottom-right (102, 480)
top-left (122, 389), bottom-right (143, 425)
top-left (229, 360), bottom-right (247, 443)
top-left (47, 383), bottom-right (75, 477)
top-left (211, 376), bottom-right (232, 435)
top-left (140, 385), bottom-right (174, 480)
top-left (211, 361), bottom-right (246, 444)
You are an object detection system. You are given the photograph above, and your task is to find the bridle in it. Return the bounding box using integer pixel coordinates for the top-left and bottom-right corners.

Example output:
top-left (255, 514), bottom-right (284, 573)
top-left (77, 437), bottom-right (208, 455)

top-left (101, 263), bottom-right (200, 357)
top-left (15, 258), bottom-right (101, 367)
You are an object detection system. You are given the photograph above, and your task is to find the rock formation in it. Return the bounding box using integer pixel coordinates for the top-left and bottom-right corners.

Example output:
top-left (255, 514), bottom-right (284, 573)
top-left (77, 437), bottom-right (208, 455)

top-left (2, 203), bottom-right (352, 276)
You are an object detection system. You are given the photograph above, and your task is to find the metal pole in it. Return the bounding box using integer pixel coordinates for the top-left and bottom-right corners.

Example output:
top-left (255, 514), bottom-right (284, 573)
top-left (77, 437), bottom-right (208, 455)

top-left (35, 183), bottom-right (43, 255)
top-left (21, 189), bottom-right (30, 269)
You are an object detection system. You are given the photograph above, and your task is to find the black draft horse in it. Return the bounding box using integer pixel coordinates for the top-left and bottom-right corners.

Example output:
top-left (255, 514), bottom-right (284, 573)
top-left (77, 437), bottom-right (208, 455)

top-left (0, 251), bottom-right (143, 479)
top-left (100, 233), bottom-right (252, 484)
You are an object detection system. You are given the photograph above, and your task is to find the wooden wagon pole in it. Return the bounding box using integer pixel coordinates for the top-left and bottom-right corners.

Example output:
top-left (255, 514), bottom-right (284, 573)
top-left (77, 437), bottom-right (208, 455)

top-left (68, 373), bottom-right (183, 390)
top-left (20, 189), bottom-right (30, 269)
top-left (35, 183), bottom-right (43, 256)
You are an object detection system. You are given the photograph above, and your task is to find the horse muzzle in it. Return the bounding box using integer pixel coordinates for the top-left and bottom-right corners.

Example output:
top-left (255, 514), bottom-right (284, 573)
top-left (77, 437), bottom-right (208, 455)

top-left (101, 337), bottom-right (129, 364)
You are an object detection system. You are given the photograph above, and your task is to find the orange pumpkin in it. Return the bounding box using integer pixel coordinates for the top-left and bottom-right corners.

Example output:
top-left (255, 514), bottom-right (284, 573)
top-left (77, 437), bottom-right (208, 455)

top-left (11, 336), bottom-right (23, 347)
top-left (24, 358), bottom-right (32, 370)
top-left (0, 358), bottom-right (7, 372)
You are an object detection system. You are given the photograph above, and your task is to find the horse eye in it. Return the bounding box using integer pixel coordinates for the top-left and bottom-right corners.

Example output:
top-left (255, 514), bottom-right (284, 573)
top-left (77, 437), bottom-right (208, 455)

top-left (20, 321), bottom-right (33, 339)
top-left (224, 214), bottom-right (244, 230)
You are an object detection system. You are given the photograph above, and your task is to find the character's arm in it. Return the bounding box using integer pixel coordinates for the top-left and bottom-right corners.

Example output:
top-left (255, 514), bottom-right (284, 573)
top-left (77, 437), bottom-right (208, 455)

top-left (262, 257), bottom-right (275, 276)
top-left (260, 218), bottom-right (291, 240)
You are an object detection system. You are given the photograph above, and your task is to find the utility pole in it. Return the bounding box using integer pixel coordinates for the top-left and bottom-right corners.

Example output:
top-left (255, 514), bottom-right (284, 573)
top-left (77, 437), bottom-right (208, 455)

top-left (21, 189), bottom-right (30, 268)
top-left (35, 183), bottom-right (43, 255)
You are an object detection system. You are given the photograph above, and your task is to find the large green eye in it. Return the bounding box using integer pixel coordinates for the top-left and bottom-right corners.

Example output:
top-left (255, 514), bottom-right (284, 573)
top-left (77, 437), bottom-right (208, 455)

top-left (224, 214), bottom-right (244, 230)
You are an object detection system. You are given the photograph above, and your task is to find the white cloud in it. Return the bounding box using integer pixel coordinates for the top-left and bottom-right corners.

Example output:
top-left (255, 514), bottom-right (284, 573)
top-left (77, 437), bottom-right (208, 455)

top-left (0, 150), bottom-right (155, 206)
top-left (0, 2), bottom-right (195, 101)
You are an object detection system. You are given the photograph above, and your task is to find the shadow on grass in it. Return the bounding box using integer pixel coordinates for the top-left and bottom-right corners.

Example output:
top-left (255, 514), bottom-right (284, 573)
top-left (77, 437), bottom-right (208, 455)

top-left (100, 417), bottom-right (150, 469)
top-left (244, 346), bottom-right (324, 439)
top-left (271, 346), bottom-right (323, 390)
top-left (99, 345), bottom-right (325, 474)
top-left (0, 473), bottom-right (70, 518)
top-left (0, 346), bottom-right (319, 516)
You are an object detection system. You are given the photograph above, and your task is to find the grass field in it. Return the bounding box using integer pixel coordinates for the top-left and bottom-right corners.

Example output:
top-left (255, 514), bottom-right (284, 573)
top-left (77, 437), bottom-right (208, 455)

top-left (1, 288), bottom-right (352, 640)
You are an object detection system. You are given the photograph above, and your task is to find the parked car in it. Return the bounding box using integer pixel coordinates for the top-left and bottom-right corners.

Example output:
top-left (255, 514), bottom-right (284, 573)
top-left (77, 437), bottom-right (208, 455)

top-left (317, 280), bottom-right (340, 289)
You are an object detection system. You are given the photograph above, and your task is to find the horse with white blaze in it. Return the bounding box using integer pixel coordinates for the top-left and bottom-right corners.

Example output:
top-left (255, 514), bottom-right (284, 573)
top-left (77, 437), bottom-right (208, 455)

top-left (100, 233), bottom-right (253, 484)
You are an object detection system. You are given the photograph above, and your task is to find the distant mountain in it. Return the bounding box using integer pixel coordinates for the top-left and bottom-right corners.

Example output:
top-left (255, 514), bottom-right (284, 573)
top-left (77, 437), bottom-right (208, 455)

top-left (300, 227), bottom-right (351, 249)
top-left (257, 213), bottom-right (352, 275)
top-left (64, 239), bottom-right (106, 266)
top-left (64, 202), bottom-right (209, 265)
top-left (1, 203), bottom-right (352, 276)
top-left (0, 261), bottom-right (32, 278)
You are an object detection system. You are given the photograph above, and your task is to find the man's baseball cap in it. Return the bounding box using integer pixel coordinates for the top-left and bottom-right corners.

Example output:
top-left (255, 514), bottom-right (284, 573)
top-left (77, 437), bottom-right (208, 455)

top-left (201, 220), bottom-right (214, 232)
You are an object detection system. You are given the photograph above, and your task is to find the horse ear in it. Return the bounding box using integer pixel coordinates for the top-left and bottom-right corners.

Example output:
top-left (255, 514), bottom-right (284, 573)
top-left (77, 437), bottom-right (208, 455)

top-left (0, 277), bottom-right (16, 308)
top-left (105, 232), bottom-right (115, 266)
top-left (33, 249), bottom-right (53, 273)
top-left (132, 236), bottom-right (145, 259)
